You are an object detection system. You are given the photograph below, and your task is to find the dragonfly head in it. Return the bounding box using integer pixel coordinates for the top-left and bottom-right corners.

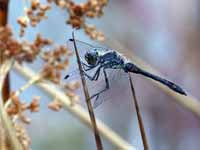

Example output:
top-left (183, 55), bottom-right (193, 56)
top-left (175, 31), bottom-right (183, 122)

top-left (85, 51), bottom-right (99, 66)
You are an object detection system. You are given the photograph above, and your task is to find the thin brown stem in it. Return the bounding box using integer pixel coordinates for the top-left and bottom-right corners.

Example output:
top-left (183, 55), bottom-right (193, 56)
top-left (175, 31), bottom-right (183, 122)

top-left (0, 1), bottom-right (11, 149)
top-left (129, 73), bottom-right (149, 150)
top-left (0, 0), bottom-right (10, 103)
top-left (72, 32), bottom-right (103, 150)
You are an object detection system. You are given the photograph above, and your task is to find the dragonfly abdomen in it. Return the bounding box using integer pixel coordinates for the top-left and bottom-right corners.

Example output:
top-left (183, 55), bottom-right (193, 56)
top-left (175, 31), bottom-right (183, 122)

top-left (124, 62), bottom-right (187, 96)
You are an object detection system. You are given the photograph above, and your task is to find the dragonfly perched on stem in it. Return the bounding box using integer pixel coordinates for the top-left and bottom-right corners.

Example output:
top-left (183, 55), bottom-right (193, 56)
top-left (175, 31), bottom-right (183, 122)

top-left (65, 39), bottom-right (187, 108)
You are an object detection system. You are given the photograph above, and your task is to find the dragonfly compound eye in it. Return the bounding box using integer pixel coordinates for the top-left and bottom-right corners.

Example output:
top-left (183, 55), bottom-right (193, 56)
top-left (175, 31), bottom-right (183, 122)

top-left (85, 52), bottom-right (98, 65)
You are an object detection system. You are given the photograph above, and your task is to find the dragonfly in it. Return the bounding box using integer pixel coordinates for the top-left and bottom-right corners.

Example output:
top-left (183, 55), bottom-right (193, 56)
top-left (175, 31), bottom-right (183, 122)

top-left (65, 39), bottom-right (187, 108)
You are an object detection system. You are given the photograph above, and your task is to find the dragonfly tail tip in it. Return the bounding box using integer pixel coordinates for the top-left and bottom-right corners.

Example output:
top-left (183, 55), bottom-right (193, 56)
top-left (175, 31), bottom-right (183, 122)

top-left (182, 91), bottom-right (187, 96)
top-left (177, 88), bottom-right (187, 96)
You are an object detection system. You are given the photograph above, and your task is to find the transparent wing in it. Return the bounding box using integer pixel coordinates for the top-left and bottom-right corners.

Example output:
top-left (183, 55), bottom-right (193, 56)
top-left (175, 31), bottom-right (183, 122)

top-left (91, 69), bottom-right (130, 109)
top-left (68, 39), bottom-right (111, 53)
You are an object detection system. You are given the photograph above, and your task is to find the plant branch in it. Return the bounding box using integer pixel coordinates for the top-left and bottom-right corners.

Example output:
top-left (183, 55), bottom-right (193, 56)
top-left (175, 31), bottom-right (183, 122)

top-left (0, 0), bottom-right (10, 104)
top-left (0, 60), bottom-right (23, 150)
top-left (4, 73), bottom-right (42, 109)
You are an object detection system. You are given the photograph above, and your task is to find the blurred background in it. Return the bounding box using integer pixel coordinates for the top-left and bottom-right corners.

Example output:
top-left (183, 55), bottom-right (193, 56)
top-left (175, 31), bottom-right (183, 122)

top-left (8, 0), bottom-right (200, 150)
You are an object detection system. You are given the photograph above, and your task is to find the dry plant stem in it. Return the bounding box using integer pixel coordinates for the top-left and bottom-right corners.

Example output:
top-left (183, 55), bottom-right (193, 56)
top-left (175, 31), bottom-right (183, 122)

top-left (0, 123), bottom-right (6, 150)
top-left (0, 0), bottom-right (9, 64)
top-left (0, 60), bottom-right (23, 150)
top-left (14, 63), bottom-right (136, 150)
top-left (129, 73), bottom-right (149, 150)
top-left (0, 0), bottom-right (10, 104)
top-left (4, 72), bottom-right (42, 109)
top-left (72, 32), bottom-right (103, 150)
top-left (107, 39), bottom-right (200, 118)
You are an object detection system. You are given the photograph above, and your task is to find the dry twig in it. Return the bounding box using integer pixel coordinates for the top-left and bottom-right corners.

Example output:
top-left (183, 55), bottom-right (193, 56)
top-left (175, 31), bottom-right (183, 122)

top-left (72, 32), bottom-right (103, 150)
top-left (129, 73), bottom-right (149, 150)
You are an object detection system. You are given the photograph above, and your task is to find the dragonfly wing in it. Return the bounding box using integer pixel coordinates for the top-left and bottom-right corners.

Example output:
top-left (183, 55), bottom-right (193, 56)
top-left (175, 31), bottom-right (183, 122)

top-left (93, 96), bottom-right (104, 109)
top-left (68, 39), bottom-right (111, 52)
top-left (88, 68), bottom-right (129, 109)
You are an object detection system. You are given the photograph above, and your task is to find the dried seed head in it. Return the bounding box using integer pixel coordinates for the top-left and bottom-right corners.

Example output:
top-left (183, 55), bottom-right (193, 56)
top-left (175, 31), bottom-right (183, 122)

top-left (30, 0), bottom-right (40, 10)
top-left (58, 0), bottom-right (66, 8)
top-left (17, 17), bottom-right (28, 28)
top-left (72, 5), bottom-right (84, 16)
top-left (65, 91), bottom-right (80, 106)
top-left (86, 11), bottom-right (96, 18)
top-left (64, 81), bottom-right (80, 91)
top-left (26, 8), bottom-right (33, 16)
top-left (64, 58), bottom-right (69, 65)
top-left (42, 64), bottom-right (54, 78)
top-left (60, 45), bottom-right (68, 54)
top-left (97, 31), bottom-right (105, 42)
top-left (20, 115), bottom-right (31, 124)
top-left (18, 1), bottom-right (52, 36)
top-left (67, 16), bottom-right (84, 29)
top-left (47, 0), bottom-right (53, 3)
top-left (28, 96), bottom-right (40, 112)
top-left (55, 63), bottom-right (65, 70)
top-left (40, 4), bottom-right (51, 11)
top-left (14, 123), bottom-right (31, 149)
top-left (62, 0), bottom-right (107, 41)
top-left (48, 100), bottom-right (63, 111)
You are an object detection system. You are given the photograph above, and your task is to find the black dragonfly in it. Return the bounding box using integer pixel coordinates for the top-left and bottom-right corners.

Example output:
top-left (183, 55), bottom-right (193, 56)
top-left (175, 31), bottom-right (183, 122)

top-left (65, 39), bottom-right (187, 108)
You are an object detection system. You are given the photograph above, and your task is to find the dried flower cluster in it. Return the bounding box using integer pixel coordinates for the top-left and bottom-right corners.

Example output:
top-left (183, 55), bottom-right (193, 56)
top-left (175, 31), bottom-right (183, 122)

top-left (47, 80), bottom-right (80, 110)
top-left (17, 0), bottom-right (51, 36)
top-left (0, 25), bottom-right (52, 64)
top-left (47, 80), bottom-right (80, 111)
top-left (17, 0), bottom-right (108, 41)
top-left (3, 92), bottom-right (39, 149)
top-left (40, 45), bottom-right (80, 109)
top-left (40, 45), bottom-right (71, 84)
top-left (64, 0), bottom-right (108, 41)
top-left (48, 99), bottom-right (63, 111)
top-left (1, 24), bottom-right (80, 113)
top-left (6, 92), bottom-right (40, 123)
top-left (64, 81), bottom-right (80, 106)
top-left (63, 0), bottom-right (108, 41)
top-left (14, 123), bottom-right (31, 149)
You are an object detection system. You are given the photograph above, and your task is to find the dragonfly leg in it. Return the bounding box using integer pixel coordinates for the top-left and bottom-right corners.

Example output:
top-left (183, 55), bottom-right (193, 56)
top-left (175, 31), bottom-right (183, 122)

top-left (83, 66), bottom-right (102, 81)
top-left (94, 68), bottom-right (101, 80)
top-left (81, 61), bottom-right (99, 72)
top-left (83, 65), bottom-right (96, 72)
top-left (94, 62), bottom-right (111, 80)
top-left (91, 69), bottom-right (110, 108)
